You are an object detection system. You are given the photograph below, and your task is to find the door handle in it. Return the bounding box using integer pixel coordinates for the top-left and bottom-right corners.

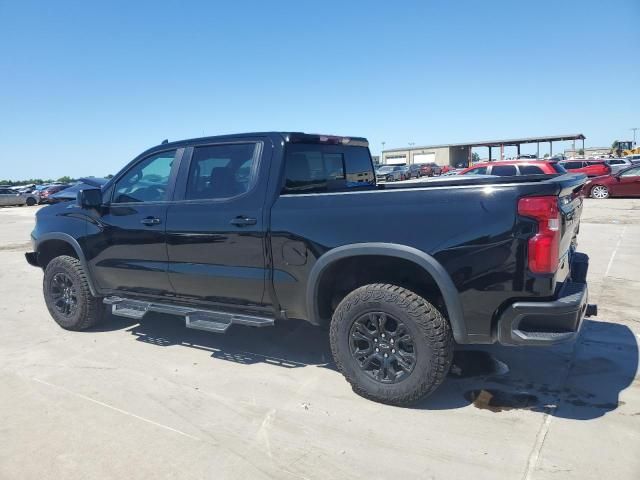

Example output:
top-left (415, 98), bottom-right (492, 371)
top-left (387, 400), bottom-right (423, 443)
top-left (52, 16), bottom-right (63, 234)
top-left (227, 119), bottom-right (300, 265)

top-left (141, 216), bottom-right (161, 226)
top-left (230, 216), bottom-right (257, 227)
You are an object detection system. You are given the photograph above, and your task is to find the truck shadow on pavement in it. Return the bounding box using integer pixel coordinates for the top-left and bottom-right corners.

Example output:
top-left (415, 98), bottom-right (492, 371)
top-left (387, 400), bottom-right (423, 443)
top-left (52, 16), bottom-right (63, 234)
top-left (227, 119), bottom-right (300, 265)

top-left (102, 313), bottom-right (637, 421)
top-left (421, 319), bottom-right (638, 420)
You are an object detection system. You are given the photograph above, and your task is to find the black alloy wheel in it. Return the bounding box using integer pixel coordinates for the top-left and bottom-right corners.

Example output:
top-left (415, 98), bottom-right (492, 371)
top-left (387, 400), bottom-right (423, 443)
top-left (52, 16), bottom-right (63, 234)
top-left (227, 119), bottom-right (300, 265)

top-left (49, 272), bottom-right (79, 317)
top-left (349, 311), bottom-right (416, 383)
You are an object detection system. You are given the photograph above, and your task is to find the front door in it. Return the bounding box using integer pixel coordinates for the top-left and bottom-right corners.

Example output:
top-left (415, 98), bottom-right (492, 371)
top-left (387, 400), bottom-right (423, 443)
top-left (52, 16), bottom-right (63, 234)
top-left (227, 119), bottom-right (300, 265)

top-left (614, 166), bottom-right (640, 196)
top-left (85, 149), bottom-right (182, 297)
top-left (165, 140), bottom-right (270, 309)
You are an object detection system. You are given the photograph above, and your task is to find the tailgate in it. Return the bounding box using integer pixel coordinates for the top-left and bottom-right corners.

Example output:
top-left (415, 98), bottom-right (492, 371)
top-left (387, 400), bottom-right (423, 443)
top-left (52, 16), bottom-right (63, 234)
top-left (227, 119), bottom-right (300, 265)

top-left (556, 179), bottom-right (584, 281)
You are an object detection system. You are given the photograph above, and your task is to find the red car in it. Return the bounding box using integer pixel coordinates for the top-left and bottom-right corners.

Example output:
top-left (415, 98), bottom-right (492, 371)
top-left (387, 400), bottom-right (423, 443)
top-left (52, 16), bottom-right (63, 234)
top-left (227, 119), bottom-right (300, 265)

top-left (584, 165), bottom-right (640, 199)
top-left (418, 162), bottom-right (442, 177)
top-left (559, 160), bottom-right (611, 177)
top-left (459, 160), bottom-right (564, 176)
top-left (39, 184), bottom-right (71, 203)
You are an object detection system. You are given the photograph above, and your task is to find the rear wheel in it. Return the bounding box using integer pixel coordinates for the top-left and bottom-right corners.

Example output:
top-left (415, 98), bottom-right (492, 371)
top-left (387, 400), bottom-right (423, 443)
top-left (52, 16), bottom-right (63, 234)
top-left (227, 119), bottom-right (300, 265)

top-left (43, 255), bottom-right (104, 330)
top-left (591, 185), bottom-right (609, 199)
top-left (330, 284), bottom-right (453, 406)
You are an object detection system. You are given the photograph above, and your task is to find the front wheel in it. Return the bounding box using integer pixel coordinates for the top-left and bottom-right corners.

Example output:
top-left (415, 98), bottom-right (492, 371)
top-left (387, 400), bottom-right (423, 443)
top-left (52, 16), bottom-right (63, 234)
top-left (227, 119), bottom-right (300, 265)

top-left (43, 255), bottom-right (104, 330)
top-left (330, 284), bottom-right (453, 406)
top-left (591, 185), bottom-right (609, 199)
top-left (26, 197), bottom-right (36, 206)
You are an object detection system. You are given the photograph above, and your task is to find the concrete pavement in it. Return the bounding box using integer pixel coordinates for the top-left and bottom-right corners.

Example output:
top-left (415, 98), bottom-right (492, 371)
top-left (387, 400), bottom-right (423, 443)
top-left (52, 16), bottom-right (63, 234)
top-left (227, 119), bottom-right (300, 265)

top-left (0, 199), bottom-right (638, 479)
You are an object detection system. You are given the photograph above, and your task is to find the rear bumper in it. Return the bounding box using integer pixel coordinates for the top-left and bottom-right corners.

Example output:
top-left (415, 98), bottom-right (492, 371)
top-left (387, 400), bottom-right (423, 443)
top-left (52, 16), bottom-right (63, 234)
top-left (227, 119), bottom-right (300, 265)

top-left (497, 252), bottom-right (596, 346)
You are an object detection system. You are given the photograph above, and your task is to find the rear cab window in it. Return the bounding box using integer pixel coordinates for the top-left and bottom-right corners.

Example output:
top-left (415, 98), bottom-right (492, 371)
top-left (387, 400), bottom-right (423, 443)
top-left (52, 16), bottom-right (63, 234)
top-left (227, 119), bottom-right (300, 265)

top-left (282, 144), bottom-right (375, 194)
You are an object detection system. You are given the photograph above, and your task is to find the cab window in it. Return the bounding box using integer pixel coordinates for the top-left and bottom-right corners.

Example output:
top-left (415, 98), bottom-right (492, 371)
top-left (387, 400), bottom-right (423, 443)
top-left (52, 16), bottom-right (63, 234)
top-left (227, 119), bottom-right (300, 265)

top-left (113, 150), bottom-right (176, 203)
top-left (185, 143), bottom-right (258, 200)
top-left (282, 144), bottom-right (374, 194)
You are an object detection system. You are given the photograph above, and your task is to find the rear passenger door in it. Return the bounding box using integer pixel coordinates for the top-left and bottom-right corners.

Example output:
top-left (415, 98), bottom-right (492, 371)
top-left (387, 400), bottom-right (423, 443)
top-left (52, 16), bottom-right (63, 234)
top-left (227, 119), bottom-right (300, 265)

top-left (165, 139), bottom-right (272, 308)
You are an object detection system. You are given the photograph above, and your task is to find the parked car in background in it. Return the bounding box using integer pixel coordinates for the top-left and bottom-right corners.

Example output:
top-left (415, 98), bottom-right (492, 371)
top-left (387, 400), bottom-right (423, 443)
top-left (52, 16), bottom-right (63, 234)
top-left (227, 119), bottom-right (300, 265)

top-left (0, 187), bottom-right (39, 206)
top-left (398, 165), bottom-right (410, 180)
top-left (460, 161), bottom-right (565, 177)
top-left (405, 164), bottom-right (422, 179)
top-left (625, 154), bottom-right (640, 163)
top-left (12, 184), bottom-right (37, 194)
top-left (419, 162), bottom-right (442, 177)
top-left (583, 165), bottom-right (640, 199)
top-left (375, 165), bottom-right (406, 182)
top-left (605, 158), bottom-right (634, 174)
top-left (39, 184), bottom-right (71, 203)
top-left (48, 178), bottom-right (109, 204)
top-left (559, 160), bottom-right (611, 177)
top-left (516, 154), bottom-right (538, 160)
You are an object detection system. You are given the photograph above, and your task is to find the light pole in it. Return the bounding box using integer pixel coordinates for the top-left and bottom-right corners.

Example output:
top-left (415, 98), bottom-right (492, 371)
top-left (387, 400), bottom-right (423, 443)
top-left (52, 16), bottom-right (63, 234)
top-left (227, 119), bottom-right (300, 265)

top-left (381, 142), bottom-right (386, 164)
top-left (631, 128), bottom-right (639, 147)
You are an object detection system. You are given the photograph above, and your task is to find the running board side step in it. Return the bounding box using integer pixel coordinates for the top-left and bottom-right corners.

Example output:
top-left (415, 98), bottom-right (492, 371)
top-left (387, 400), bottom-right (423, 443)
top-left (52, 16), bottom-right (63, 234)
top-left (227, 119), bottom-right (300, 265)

top-left (103, 296), bottom-right (275, 333)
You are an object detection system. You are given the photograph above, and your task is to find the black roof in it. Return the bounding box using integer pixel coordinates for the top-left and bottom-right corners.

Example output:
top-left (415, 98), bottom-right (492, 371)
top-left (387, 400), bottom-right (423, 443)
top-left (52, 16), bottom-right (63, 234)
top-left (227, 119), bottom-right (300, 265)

top-left (155, 132), bottom-right (368, 152)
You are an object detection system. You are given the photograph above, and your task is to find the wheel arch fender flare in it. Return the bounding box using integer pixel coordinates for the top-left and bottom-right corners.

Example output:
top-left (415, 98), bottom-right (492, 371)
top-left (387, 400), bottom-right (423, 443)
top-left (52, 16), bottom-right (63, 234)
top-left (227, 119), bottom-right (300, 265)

top-left (305, 243), bottom-right (468, 343)
top-left (36, 232), bottom-right (98, 296)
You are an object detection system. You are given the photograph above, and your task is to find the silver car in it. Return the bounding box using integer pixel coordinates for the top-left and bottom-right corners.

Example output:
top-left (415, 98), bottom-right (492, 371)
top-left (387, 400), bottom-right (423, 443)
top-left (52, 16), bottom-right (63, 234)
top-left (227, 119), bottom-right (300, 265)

top-left (606, 158), bottom-right (633, 174)
top-left (0, 187), bottom-right (39, 206)
top-left (375, 165), bottom-right (407, 182)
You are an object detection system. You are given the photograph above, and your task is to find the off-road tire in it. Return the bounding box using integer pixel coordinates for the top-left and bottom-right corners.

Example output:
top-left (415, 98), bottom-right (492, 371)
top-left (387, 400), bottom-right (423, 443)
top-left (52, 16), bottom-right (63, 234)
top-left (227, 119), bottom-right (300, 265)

top-left (43, 255), bottom-right (104, 330)
top-left (330, 283), bottom-right (453, 406)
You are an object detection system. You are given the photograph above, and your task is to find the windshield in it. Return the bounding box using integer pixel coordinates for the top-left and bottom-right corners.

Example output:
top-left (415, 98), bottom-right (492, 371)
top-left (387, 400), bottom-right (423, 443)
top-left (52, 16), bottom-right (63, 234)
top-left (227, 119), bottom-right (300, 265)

top-left (377, 166), bottom-right (393, 173)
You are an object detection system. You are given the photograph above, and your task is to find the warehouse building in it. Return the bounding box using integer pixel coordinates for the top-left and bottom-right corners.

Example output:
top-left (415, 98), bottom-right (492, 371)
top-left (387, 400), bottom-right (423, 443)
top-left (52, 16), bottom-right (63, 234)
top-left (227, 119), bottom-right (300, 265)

top-left (564, 147), bottom-right (610, 158)
top-left (383, 144), bottom-right (470, 167)
top-left (381, 134), bottom-right (586, 167)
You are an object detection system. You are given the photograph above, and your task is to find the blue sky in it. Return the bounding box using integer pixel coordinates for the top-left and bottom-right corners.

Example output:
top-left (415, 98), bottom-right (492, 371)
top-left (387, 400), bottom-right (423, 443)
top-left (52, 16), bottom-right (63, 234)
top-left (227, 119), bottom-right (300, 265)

top-left (1, 0), bottom-right (638, 180)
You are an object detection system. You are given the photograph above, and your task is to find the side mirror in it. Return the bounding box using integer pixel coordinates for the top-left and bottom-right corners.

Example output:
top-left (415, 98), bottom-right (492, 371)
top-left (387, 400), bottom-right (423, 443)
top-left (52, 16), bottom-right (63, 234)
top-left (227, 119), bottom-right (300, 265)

top-left (77, 188), bottom-right (102, 209)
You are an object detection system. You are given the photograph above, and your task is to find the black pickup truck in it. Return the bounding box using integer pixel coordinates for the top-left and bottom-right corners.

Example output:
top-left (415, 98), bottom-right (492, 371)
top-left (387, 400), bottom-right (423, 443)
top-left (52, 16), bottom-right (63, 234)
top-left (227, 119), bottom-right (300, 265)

top-left (26, 132), bottom-right (595, 405)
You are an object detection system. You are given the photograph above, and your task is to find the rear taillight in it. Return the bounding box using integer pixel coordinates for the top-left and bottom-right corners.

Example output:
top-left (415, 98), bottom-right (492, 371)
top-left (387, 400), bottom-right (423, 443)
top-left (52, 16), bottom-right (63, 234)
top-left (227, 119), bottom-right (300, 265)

top-left (517, 196), bottom-right (560, 274)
